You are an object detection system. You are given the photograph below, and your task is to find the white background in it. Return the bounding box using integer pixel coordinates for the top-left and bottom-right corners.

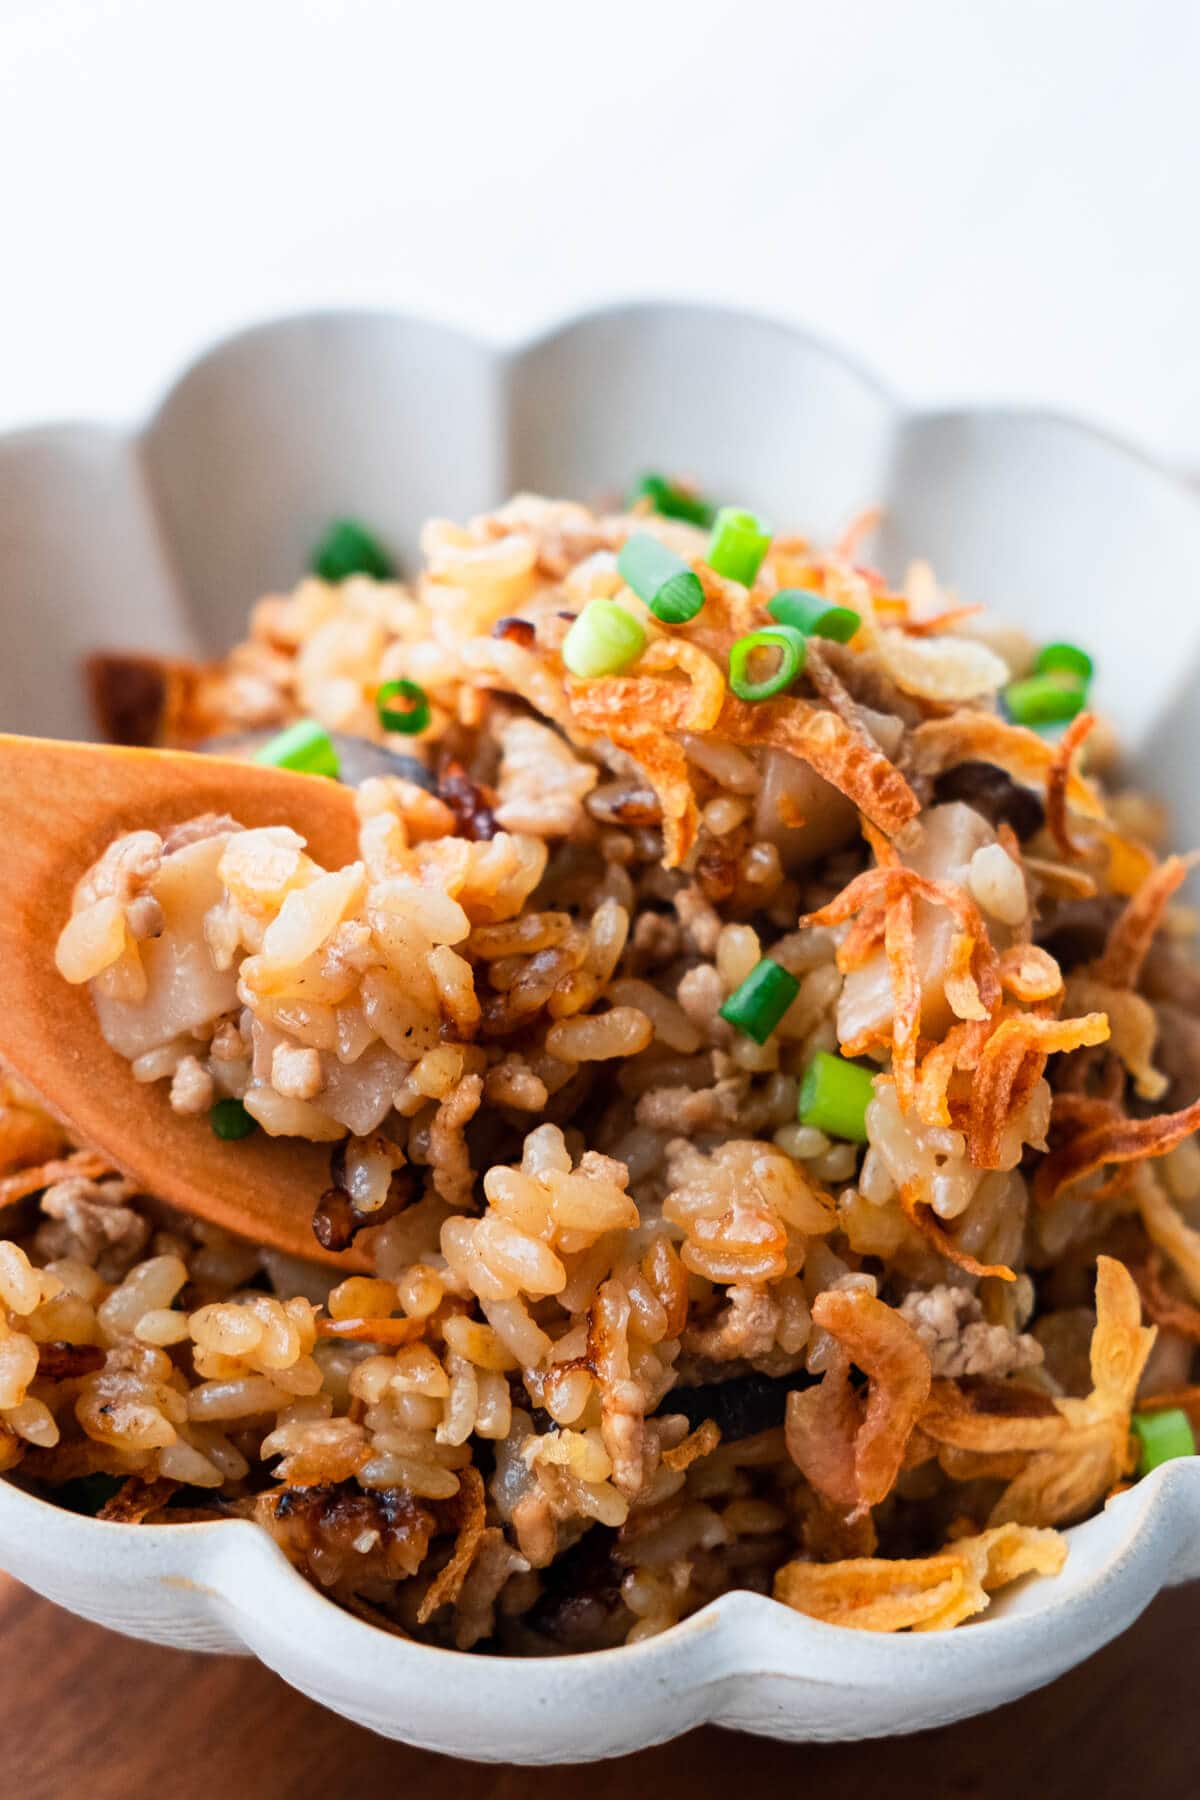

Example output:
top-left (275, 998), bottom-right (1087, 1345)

top-left (1, 0), bottom-right (1197, 466)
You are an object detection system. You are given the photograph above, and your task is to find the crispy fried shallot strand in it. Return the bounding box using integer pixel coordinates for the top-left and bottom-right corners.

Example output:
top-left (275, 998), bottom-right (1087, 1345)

top-left (968, 1012), bottom-right (1109, 1169)
top-left (885, 890), bottom-right (920, 1109)
top-left (914, 1021), bottom-right (991, 1128)
top-left (898, 603), bottom-right (986, 637)
top-left (785, 1287), bottom-right (932, 1519)
top-left (773, 1521), bottom-right (1065, 1632)
top-left (1092, 852), bottom-right (1198, 989)
top-left (718, 696), bottom-right (919, 836)
top-left (0, 1149), bottom-right (113, 1208)
top-left (1035, 1092), bottom-right (1200, 1208)
top-left (801, 866), bottom-right (998, 995)
top-left (1045, 712), bottom-right (1096, 859)
top-left (415, 1465), bottom-right (487, 1624)
top-left (918, 1258), bottom-right (1154, 1528)
top-left (899, 1182), bottom-right (1016, 1281)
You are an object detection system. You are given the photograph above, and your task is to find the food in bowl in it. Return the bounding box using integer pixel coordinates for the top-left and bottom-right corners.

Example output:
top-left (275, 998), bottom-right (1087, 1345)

top-left (3, 485), bottom-right (1199, 1647)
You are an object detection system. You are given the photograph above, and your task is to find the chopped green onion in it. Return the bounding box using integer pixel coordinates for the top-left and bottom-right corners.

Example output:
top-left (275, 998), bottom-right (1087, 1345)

top-left (1003, 674), bottom-right (1087, 727)
top-left (728, 625), bottom-right (807, 702)
top-left (768, 588), bottom-right (861, 644)
top-left (311, 517), bottom-right (394, 583)
top-left (706, 507), bottom-right (772, 587)
top-left (1034, 641), bottom-right (1094, 686)
top-left (719, 959), bottom-right (799, 1044)
top-left (562, 600), bottom-right (647, 678)
top-left (798, 1051), bottom-right (876, 1142)
top-left (253, 719), bottom-right (341, 778)
top-left (210, 1098), bottom-right (257, 1142)
top-left (376, 678), bottom-right (431, 735)
top-left (617, 532), bottom-right (705, 624)
top-left (629, 473), bottom-right (716, 528)
top-left (1132, 1407), bottom-right (1196, 1476)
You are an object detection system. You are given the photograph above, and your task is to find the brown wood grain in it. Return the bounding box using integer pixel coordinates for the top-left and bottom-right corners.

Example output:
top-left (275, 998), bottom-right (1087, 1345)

top-left (2, 1575), bottom-right (1197, 1800)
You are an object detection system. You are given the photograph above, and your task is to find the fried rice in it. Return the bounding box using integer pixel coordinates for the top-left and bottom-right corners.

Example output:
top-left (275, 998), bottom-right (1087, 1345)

top-left (4, 489), bottom-right (1199, 1649)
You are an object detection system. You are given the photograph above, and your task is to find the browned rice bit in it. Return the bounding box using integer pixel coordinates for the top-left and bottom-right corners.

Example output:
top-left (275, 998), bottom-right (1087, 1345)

top-left (4, 493), bottom-right (1197, 1647)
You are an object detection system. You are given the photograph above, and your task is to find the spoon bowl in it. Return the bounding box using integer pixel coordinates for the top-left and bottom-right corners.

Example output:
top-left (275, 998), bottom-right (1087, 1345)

top-left (0, 733), bottom-right (367, 1268)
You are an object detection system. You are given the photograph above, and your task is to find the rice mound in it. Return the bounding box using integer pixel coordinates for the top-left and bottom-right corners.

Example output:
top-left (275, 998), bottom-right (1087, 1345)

top-left (3, 490), bottom-right (1198, 1650)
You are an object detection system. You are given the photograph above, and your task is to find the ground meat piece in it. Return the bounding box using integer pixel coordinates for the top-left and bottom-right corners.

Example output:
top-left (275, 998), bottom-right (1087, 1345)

top-left (683, 1284), bottom-right (782, 1360)
top-left (494, 718), bottom-right (598, 839)
top-left (427, 1074), bottom-right (484, 1208)
top-left (897, 1284), bottom-right (1043, 1379)
top-left (74, 830), bottom-right (162, 910)
top-left (635, 1078), bottom-right (746, 1134)
top-left (270, 1043), bottom-right (323, 1102)
top-left (933, 761), bottom-right (1046, 841)
top-left (169, 1055), bottom-right (215, 1115)
top-left (632, 1075), bottom-right (777, 1138)
top-left (34, 1176), bottom-right (150, 1275)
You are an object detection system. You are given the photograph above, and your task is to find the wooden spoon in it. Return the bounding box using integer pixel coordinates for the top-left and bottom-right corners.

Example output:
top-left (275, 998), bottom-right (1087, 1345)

top-left (0, 733), bottom-right (371, 1270)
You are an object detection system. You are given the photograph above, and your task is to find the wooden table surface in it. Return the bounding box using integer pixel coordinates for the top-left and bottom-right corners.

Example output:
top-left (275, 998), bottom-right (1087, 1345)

top-left (2, 1576), bottom-right (1196, 1800)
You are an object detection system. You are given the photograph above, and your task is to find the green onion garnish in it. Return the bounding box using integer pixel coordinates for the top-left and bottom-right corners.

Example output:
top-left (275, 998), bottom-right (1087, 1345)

top-left (767, 588), bottom-right (861, 644)
top-left (1034, 642), bottom-right (1094, 686)
top-left (719, 959), bottom-right (799, 1044)
top-left (210, 1098), bottom-right (258, 1141)
top-left (1003, 674), bottom-right (1087, 727)
top-left (629, 473), bottom-right (716, 528)
top-left (376, 678), bottom-right (431, 735)
top-left (562, 600), bottom-right (647, 678)
top-left (728, 625), bottom-right (807, 702)
top-left (617, 533), bottom-right (705, 624)
top-left (798, 1051), bottom-right (875, 1142)
top-left (311, 518), bottom-right (394, 583)
top-left (706, 507), bottom-right (772, 587)
top-left (253, 719), bottom-right (341, 778)
top-left (1132, 1407), bottom-right (1196, 1476)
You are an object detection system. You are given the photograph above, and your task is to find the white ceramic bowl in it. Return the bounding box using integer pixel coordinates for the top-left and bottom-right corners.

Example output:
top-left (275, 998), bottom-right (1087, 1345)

top-left (2, 302), bottom-right (1200, 1761)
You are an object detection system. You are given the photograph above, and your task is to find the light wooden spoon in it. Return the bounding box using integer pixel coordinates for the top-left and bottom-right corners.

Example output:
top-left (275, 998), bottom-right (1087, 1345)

top-left (0, 733), bottom-right (371, 1270)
